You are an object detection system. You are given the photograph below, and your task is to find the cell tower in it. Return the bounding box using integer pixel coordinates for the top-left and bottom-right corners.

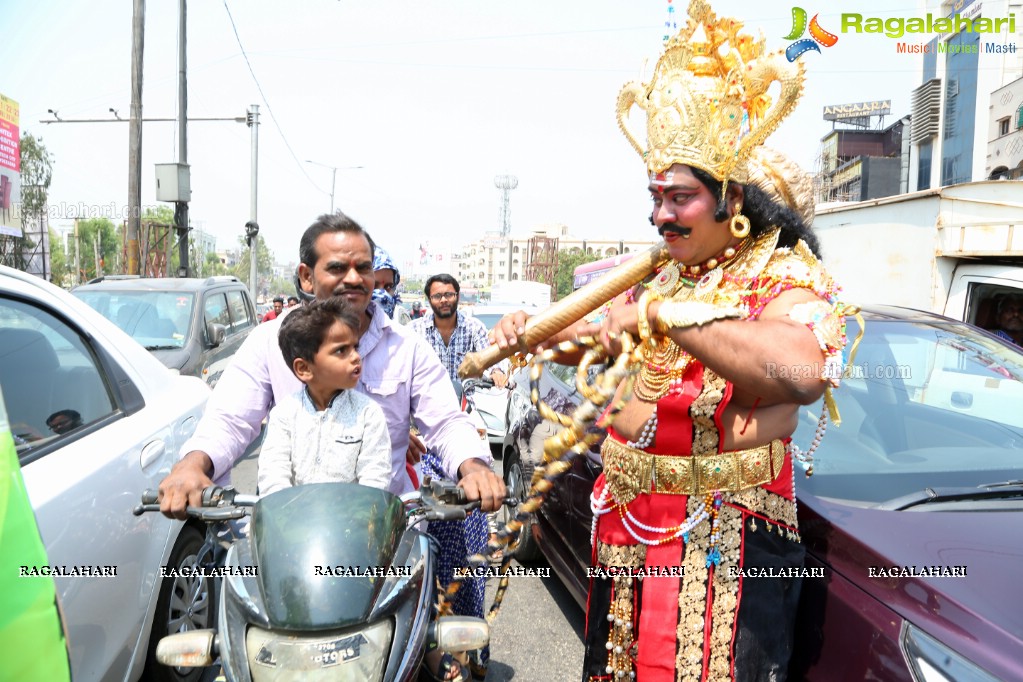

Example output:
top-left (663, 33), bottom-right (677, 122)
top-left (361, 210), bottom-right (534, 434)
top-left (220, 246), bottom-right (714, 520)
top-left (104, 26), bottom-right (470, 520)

top-left (494, 174), bottom-right (518, 237)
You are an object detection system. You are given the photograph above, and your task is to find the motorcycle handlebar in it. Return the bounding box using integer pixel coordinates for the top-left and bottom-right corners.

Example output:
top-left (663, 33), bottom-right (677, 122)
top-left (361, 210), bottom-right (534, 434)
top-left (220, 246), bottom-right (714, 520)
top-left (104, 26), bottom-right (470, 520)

top-left (132, 486), bottom-right (257, 519)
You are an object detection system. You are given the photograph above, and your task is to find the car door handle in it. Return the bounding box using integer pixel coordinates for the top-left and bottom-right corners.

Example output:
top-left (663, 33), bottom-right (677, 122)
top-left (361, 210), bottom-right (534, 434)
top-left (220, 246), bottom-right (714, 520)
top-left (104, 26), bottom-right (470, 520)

top-left (140, 439), bottom-right (167, 468)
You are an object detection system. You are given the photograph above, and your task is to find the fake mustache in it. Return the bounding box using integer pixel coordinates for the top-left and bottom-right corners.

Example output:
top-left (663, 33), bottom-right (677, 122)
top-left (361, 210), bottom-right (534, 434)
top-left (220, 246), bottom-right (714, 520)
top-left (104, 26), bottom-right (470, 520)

top-left (657, 224), bottom-right (692, 238)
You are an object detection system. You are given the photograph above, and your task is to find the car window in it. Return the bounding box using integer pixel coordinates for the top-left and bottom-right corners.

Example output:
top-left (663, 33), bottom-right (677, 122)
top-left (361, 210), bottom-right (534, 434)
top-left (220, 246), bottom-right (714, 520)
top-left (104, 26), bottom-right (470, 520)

top-left (204, 293), bottom-right (230, 330)
top-left (547, 362), bottom-right (578, 388)
top-left (0, 296), bottom-right (118, 460)
top-left (794, 318), bottom-right (1023, 504)
top-left (226, 290), bottom-right (253, 335)
top-left (74, 290), bottom-right (194, 349)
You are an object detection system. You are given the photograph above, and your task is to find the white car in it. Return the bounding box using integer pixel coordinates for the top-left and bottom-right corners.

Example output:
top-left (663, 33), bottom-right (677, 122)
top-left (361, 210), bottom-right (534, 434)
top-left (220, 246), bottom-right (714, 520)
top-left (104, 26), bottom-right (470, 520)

top-left (0, 266), bottom-right (212, 682)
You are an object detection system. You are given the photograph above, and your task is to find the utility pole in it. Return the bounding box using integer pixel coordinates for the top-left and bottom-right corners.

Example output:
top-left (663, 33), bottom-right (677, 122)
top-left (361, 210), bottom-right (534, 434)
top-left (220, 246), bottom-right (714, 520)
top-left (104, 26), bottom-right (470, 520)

top-left (174, 0), bottom-right (190, 276)
top-left (245, 104), bottom-right (260, 298)
top-left (73, 218), bottom-right (81, 286)
top-left (127, 0), bottom-right (145, 275)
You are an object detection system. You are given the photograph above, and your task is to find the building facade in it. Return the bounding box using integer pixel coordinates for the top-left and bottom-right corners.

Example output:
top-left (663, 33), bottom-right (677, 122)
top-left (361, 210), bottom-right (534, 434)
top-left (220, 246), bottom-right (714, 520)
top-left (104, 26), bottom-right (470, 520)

top-left (455, 223), bottom-right (658, 293)
top-left (987, 76), bottom-right (1023, 178)
top-left (909, 0), bottom-right (1023, 190)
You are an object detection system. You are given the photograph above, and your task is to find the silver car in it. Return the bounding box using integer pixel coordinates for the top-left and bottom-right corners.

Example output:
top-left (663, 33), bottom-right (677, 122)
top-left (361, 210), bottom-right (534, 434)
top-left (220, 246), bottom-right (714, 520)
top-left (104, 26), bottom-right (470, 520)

top-left (1, 266), bottom-right (212, 682)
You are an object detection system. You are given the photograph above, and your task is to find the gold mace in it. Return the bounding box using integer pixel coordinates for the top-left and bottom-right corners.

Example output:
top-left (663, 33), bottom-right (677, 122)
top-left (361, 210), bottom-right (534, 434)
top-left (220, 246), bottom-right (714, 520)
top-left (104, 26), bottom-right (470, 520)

top-left (458, 241), bottom-right (669, 378)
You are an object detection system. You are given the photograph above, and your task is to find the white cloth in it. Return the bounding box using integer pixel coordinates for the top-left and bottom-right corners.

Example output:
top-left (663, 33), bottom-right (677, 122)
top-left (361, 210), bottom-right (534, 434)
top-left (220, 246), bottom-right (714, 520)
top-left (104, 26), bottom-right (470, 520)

top-left (257, 388), bottom-right (392, 496)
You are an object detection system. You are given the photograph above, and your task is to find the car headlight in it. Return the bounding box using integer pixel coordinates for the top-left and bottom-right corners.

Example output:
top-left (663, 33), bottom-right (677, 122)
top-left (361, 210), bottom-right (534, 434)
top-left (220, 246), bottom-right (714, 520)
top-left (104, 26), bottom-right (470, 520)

top-left (246, 619), bottom-right (393, 681)
top-left (901, 622), bottom-right (1000, 682)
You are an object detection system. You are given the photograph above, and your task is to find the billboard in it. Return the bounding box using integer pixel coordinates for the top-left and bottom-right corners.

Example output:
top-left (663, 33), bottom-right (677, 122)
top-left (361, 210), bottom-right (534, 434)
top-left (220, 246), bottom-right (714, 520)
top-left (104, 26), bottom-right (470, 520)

top-left (822, 100), bottom-right (892, 121)
top-left (0, 93), bottom-right (21, 238)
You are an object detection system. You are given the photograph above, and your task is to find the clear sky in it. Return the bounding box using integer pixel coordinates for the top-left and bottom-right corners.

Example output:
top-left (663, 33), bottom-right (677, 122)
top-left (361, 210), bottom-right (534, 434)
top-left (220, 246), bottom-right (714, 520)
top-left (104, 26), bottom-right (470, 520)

top-left (2, 0), bottom-right (924, 274)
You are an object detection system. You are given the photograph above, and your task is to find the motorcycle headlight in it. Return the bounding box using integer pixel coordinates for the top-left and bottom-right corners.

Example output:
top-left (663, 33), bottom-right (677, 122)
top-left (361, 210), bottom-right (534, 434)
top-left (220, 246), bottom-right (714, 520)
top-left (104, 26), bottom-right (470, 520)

top-left (246, 619), bottom-right (393, 681)
top-left (901, 622), bottom-right (999, 682)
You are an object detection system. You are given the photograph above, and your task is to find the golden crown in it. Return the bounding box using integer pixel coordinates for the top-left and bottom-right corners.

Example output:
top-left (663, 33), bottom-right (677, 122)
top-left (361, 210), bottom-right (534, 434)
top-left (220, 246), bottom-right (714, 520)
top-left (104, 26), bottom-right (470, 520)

top-left (617, 0), bottom-right (805, 185)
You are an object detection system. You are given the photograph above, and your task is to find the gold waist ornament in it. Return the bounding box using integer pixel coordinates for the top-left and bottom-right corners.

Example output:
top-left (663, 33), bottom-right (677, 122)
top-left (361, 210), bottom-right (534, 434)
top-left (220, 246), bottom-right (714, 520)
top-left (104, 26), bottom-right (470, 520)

top-left (601, 437), bottom-right (786, 504)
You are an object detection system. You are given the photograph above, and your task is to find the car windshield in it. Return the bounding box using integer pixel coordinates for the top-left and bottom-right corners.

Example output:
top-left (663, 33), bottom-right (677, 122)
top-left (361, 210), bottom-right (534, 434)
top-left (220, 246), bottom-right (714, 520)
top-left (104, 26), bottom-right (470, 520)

top-left (473, 313), bottom-right (504, 330)
top-left (793, 317), bottom-right (1023, 505)
top-left (74, 290), bottom-right (194, 347)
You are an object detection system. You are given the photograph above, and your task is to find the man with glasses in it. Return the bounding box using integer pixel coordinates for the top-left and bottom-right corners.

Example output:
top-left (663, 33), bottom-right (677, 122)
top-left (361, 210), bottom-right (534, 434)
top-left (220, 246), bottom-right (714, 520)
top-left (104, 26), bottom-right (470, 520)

top-left (412, 274), bottom-right (507, 390)
top-left (410, 272), bottom-right (505, 678)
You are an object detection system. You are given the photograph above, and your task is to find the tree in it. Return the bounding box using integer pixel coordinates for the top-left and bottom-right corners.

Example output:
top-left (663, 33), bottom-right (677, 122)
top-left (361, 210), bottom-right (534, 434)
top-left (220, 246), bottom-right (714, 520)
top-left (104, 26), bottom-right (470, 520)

top-left (229, 235), bottom-right (275, 297)
top-left (73, 218), bottom-right (119, 281)
top-left (15, 134), bottom-right (54, 273)
top-left (554, 249), bottom-right (600, 299)
top-left (47, 227), bottom-right (70, 287)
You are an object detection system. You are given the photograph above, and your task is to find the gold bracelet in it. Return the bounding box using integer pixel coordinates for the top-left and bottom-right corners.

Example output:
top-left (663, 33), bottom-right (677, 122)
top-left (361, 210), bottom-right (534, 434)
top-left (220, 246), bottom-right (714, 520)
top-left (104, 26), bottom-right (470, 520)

top-left (636, 290), bottom-right (660, 342)
top-left (654, 301), bottom-right (744, 334)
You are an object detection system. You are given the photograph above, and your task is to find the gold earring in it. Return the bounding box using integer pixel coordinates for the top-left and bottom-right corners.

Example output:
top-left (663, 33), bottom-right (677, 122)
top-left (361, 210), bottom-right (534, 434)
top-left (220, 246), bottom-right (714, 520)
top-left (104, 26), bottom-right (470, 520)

top-left (730, 204), bottom-right (750, 239)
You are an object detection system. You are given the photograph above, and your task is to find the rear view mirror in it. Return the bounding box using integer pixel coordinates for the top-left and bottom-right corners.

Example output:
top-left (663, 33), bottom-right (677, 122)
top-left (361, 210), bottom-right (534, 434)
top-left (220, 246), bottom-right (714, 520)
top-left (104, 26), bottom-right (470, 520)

top-left (207, 322), bottom-right (226, 347)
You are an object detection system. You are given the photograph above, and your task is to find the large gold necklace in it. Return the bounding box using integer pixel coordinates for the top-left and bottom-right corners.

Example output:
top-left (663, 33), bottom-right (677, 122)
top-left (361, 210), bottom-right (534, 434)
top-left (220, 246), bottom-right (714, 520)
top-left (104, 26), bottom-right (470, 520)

top-left (633, 239), bottom-right (754, 401)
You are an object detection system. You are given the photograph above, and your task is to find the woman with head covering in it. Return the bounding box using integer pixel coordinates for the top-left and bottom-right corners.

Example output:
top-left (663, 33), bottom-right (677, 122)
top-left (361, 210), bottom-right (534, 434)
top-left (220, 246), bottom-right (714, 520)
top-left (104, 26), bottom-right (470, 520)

top-left (372, 246), bottom-right (412, 325)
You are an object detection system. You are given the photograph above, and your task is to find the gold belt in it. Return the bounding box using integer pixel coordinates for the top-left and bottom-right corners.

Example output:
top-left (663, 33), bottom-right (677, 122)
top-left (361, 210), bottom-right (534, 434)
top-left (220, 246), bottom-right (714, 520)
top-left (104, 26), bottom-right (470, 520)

top-left (601, 437), bottom-right (787, 503)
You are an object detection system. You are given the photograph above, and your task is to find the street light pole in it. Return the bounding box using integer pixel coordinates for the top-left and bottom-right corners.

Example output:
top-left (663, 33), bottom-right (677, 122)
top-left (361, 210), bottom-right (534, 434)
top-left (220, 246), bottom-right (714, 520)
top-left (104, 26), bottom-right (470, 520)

top-left (330, 167), bottom-right (337, 213)
top-left (304, 160), bottom-right (363, 213)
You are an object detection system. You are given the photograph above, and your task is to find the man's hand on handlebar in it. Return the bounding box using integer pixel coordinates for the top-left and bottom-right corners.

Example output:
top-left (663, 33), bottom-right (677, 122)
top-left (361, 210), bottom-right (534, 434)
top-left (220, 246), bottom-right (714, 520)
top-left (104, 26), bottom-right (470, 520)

top-left (457, 458), bottom-right (506, 512)
top-left (158, 451), bottom-right (215, 520)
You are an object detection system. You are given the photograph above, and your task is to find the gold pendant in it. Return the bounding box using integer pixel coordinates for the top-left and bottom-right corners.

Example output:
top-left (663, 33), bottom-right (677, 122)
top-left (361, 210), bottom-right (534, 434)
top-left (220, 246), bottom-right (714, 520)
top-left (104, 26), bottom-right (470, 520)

top-left (647, 262), bottom-right (681, 297)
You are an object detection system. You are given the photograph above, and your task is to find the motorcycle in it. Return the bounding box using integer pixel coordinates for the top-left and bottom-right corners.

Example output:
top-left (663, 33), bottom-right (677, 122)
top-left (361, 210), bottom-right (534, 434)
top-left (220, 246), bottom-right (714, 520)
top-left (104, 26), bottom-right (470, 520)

top-left (133, 479), bottom-right (490, 681)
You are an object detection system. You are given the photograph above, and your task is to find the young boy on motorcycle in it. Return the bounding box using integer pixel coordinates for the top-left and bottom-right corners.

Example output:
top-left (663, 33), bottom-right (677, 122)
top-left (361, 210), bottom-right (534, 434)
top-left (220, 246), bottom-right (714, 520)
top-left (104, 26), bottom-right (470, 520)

top-left (258, 297), bottom-right (391, 495)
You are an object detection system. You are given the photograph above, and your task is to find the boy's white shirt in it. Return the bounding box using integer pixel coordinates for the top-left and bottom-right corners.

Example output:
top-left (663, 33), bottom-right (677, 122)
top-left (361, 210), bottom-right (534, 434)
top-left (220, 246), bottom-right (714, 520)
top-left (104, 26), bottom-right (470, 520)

top-left (257, 387), bottom-right (392, 495)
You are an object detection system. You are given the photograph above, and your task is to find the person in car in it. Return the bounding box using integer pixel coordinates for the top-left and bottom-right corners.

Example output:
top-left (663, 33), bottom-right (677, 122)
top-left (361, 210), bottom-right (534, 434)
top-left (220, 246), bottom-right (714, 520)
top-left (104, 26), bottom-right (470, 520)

top-left (489, 4), bottom-right (848, 679)
top-left (257, 297), bottom-right (391, 495)
top-left (157, 212), bottom-right (503, 682)
top-left (992, 294), bottom-right (1023, 346)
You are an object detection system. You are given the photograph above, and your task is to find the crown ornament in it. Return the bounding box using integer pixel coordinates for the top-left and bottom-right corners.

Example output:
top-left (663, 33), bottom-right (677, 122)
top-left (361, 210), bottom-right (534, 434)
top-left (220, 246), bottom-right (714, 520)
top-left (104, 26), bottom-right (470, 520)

top-left (617, 0), bottom-right (805, 186)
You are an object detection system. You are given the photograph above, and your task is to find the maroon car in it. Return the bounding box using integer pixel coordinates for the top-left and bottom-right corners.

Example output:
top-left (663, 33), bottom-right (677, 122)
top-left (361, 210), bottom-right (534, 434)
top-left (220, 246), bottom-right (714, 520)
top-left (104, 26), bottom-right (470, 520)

top-left (501, 306), bottom-right (1023, 681)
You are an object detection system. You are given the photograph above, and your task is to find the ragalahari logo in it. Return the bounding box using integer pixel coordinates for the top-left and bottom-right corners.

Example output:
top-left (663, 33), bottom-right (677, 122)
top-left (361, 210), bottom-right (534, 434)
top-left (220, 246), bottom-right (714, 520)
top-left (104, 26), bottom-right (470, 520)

top-left (784, 7), bottom-right (838, 61)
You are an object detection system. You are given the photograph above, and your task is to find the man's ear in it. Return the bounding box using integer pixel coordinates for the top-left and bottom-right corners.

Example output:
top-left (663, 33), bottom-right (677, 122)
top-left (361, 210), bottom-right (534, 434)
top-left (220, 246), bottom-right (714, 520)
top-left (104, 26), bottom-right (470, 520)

top-left (727, 184), bottom-right (746, 215)
top-left (297, 264), bottom-right (314, 295)
top-left (293, 357), bottom-right (313, 383)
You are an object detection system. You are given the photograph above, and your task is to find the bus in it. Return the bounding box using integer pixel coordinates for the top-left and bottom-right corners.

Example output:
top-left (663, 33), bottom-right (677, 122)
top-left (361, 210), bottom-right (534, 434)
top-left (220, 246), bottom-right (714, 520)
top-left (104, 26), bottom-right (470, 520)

top-left (572, 253), bottom-right (637, 290)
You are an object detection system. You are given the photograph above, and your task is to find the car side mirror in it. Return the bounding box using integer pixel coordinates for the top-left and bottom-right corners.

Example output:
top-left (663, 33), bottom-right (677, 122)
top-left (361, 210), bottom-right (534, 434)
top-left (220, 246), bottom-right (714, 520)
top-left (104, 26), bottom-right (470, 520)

top-left (207, 322), bottom-right (226, 347)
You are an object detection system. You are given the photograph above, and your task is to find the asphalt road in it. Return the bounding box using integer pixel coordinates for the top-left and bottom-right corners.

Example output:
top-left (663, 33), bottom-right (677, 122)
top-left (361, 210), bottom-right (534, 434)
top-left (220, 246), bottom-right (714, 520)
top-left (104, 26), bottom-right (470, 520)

top-left (227, 450), bottom-right (586, 681)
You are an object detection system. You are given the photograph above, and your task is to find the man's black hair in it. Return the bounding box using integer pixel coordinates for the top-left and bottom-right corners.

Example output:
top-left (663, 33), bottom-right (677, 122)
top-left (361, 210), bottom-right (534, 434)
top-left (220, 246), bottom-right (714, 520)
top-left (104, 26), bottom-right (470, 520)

top-left (272, 296), bottom-right (284, 304)
top-left (299, 211), bottom-right (376, 269)
top-left (996, 293), bottom-right (1023, 316)
top-left (46, 409), bottom-right (82, 427)
top-left (688, 167), bottom-right (821, 257)
top-left (424, 273), bottom-right (460, 297)
top-left (278, 297), bottom-right (361, 377)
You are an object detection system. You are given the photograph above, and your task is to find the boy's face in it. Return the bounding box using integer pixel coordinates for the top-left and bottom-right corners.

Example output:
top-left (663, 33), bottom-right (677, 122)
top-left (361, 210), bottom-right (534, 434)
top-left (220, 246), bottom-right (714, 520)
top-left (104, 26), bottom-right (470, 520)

top-left (296, 321), bottom-right (362, 392)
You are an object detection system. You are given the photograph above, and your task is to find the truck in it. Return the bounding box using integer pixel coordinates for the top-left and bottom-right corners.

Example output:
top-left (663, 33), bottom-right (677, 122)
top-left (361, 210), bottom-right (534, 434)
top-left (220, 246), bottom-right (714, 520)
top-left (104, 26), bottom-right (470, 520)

top-left (488, 280), bottom-right (552, 308)
top-left (813, 180), bottom-right (1023, 330)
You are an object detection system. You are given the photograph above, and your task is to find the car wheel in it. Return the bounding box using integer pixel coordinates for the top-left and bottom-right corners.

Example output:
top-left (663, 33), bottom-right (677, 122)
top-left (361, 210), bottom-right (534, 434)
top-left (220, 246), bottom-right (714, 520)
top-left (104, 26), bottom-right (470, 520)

top-left (144, 525), bottom-right (215, 682)
top-left (503, 449), bottom-right (541, 561)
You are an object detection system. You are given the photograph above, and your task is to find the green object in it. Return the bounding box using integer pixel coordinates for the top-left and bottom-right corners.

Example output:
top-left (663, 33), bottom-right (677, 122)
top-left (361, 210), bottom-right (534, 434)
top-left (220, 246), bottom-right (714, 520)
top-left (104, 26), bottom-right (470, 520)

top-left (0, 394), bottom-right (72, 681)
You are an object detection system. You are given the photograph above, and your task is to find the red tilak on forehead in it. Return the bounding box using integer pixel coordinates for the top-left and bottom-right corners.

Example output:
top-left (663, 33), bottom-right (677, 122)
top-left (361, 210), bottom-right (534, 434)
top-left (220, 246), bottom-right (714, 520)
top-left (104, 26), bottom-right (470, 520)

top-left (649, 170), bottom-right (674, 193)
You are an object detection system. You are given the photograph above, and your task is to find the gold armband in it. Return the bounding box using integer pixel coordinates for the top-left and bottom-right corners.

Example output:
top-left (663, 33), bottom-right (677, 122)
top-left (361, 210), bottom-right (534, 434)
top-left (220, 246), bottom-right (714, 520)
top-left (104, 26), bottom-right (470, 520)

top-left (654, 301), bottom-right (744, 334)
top-left (636, 290), bottom-right (661, 342)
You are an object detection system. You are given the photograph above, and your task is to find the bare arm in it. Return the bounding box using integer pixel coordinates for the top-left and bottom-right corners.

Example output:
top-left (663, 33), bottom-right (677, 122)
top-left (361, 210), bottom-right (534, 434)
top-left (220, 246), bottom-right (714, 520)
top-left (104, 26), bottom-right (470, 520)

top-left (592, 288), bottom-right (831, 406)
